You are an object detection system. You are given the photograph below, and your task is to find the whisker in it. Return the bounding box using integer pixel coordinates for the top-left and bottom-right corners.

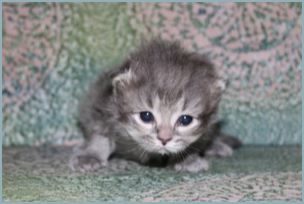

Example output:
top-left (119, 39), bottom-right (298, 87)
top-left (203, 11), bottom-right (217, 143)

top-left (188, 146), bottom-right (201, 153)
top-left (139, 148), bottom-right (147, 162)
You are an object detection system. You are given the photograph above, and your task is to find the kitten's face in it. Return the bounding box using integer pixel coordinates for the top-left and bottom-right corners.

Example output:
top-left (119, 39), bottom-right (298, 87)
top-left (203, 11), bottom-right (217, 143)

top-left (113, 66), bottom-right (223, 155)
top-left (112, 41), bottom-right (224, 155)
top-left (124, 95), bottom-right (204, 154)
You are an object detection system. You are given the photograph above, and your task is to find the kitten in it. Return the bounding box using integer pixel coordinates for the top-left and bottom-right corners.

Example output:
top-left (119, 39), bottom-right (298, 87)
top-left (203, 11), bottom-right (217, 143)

top-left (69, 39), bottom-right (241, 173)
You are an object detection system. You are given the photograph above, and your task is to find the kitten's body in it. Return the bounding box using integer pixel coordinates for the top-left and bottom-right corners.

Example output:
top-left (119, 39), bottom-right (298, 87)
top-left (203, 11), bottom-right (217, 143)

top-left (70, 40), bottom-right (241, 172)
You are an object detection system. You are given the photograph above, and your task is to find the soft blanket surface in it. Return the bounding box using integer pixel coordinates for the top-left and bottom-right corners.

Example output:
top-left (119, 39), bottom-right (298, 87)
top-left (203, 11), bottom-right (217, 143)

top-left (3, 146), bottom-right (301, 201)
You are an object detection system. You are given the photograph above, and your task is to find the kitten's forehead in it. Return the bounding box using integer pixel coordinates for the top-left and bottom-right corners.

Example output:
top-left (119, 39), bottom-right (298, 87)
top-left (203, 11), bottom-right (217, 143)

top-left (117, 73), bottom-right (207, 119)
top-left (155, 94), bottom-right (184, 113)
top-left (151, 93), bottom-right (204, 122)
top-left (149, 95), bottom-right (181, 125)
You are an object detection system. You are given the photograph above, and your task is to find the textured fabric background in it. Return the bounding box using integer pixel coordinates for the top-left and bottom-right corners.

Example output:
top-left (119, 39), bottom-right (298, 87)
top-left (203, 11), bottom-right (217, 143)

top-left (3, 3), bottom-right (302, 146)
top-left (3, 146), bottom-right (302, 201)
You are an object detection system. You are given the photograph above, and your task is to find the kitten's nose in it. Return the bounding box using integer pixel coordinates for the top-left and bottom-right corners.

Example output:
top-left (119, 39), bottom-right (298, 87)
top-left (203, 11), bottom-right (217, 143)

top-left (157, 127), bottom-right (172, 145)
top-left (158, 137), bottom-right (171, 145)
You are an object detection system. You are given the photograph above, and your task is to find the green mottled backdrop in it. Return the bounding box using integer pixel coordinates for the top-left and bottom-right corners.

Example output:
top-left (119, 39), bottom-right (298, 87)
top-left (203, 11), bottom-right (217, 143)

top-left (3, 2), bottom-right (301, 146)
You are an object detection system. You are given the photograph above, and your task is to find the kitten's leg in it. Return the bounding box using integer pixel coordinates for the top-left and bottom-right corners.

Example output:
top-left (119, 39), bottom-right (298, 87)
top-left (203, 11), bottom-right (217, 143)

top-left (205, 137), bottom-right (235, 158)
top-left (174, 154), bottom-right (209, 173)
top-left (69, 135), bottom-right (116, 172)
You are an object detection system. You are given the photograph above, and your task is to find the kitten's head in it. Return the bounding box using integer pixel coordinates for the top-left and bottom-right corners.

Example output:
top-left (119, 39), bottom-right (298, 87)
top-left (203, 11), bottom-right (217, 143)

top-left (112, 40), bottom-right (225, 155)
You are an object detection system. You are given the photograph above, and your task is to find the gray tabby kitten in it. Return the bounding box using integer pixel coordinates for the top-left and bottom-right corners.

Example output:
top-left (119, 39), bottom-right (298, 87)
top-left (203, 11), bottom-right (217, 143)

top-left (70, 39), bottom-right (241, 172)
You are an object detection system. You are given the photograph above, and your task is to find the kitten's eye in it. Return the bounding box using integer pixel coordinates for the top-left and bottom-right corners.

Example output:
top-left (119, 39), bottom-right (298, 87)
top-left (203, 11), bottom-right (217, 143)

top-left (177, 115), bottom-right (193, 126)
top-left (139, 111), bottom-right (154, 123)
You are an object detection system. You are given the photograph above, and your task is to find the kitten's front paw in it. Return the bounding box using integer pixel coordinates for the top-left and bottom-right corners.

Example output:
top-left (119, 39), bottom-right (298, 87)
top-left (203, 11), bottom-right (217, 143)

top-left (205, 139), bottom-right (233, 158)
top-left (174, 154), bottom-right (209, 173)
top-left (69, 153), bottom-right (108, 172)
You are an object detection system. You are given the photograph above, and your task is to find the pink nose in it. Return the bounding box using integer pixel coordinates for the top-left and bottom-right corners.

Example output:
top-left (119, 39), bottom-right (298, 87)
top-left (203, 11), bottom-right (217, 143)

top-left (157, 127), bottom-right (172, 145)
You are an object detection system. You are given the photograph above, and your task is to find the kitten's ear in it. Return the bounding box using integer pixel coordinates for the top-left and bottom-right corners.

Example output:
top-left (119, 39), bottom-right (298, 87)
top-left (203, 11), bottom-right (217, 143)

top-left (207, 78), bottom-right (227, 112)
top-left (214, 78), bottom-right (227, 93)
top-left (112, 69), bottom-right (134, 88)
top-left (112, 60), bottom-right (135, 92)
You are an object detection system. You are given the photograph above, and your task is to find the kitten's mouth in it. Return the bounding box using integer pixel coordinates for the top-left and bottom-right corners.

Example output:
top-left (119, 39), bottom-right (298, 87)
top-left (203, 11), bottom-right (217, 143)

top-left (157, 148), bottom-right (169, 155)
top-left (156, 144), bottom-right (181, 155)
top-left (146, 144), bottom-right (169, 155)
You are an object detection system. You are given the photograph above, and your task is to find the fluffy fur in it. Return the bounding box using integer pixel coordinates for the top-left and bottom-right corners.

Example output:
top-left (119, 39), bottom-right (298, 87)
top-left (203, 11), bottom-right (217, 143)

top-left (70, 39), bottom-right (241, 172)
